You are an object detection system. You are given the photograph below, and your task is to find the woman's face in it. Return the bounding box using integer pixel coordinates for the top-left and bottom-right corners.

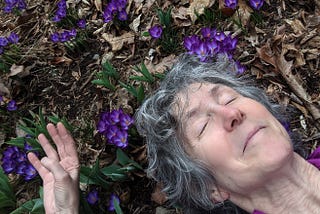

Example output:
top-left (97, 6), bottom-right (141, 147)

top-left (178, 82), bottom-right (293, 194)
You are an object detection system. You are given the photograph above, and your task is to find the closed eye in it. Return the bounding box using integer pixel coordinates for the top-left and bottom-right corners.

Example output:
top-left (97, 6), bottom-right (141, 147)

top-left (225, 97), bottom-right (237, 105)
top-left (199, 122), bottom-right (208, 137)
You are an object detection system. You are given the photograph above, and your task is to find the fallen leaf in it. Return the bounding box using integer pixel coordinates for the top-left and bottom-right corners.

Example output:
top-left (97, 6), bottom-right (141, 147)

top-left (102, 32), bottom-right (135, 51)
top-left (187, 0), bottom-right (215, 23)
top-left (9, 64), bottom-right (29, 77)
top-left (232, 0), bottom-right (253, 29)
top-left (284, 19), bottom-right (306, 34)
top-left (129, 14), bottom-right (141, 33)
top-left (94, 0), bottom-right (102, 12)
top-left (51, 56), bottom-right (73, 66)
top-left (171, 6), bottom-right (192, 27)
top-left (151, 183), bottom-right (167, 205)
top-left (0, 81), bottom-right (10, 96)
top-left (256, 42), bottom-right (277, 68)
top-left (144, 54), bottom-right (177, 74)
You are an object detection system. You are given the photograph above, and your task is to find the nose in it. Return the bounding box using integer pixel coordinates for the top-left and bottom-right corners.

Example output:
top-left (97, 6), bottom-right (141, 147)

top-left (219, 106), bottom-right (244, 131)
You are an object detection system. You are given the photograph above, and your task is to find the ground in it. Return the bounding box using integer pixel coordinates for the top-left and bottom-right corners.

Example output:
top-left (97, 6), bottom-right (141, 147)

top-left (0, 0), bottom-right (319, 213)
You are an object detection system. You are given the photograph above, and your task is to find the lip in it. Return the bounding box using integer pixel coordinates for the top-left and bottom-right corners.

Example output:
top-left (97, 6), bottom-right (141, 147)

top-left (243, 126), bottom-right (265, 153)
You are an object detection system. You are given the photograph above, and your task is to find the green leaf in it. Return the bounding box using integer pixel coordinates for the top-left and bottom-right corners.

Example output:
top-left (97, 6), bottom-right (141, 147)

top-left (142, 31), bottom-right (150, 37)
top-left (137, 84), bottom-right (145, 103)
top-left (116, 149), bottom-right (143, 170)
top-left (114, 197), bottom-right (123, 214)
top-left (10, 198), bottom-right (44, 214)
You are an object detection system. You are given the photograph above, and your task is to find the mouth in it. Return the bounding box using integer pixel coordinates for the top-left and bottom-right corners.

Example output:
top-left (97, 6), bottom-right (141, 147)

top-left (243, 126), bottom-right (265, 153)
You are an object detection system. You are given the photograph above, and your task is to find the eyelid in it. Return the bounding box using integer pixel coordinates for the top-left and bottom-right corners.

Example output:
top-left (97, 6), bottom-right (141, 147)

top-left (225, 97), bottom-right (237, 105)
top-left (198, 121), bottom-right (208, 137)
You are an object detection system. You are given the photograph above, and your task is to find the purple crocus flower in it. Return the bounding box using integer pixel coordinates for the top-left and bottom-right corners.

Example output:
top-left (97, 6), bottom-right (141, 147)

top-left (117, 10), bottom-right (128, 21)
top-left (0, 37), bottom-right (9, 47)
top-left (214, 31), bottom-right (226, 43)
top-left (52, 15), bottom-right (62, 22)
top-left (59, 31), bottom-right (70, 42)
top-left (3, 5), bottom-right (13, 13)
top-left (201, 27), bottom-right (216, 39)
top-left (109, 109), bottom-right (122, 125)
top-left (224, 0), bottom-right (238, 9)
top-left (68, 28), bottom-right (77, 37)
top-left (183, 35), bottom-right (201, 54)
top-left (51, 33), bottom-right (60, 43)
top-left (249, 0), bottom-right (264, 10)
top-left (206, 40), bottom-right (219, 55)
top-left (86, 190), bottom-right (99, 205)
top-left (8, 32), bottom-right (19, 44)
top-left (57, 0), bottom-right (66, 9)
top-left (17, 0), bottom-right (26, 10)
top-left (103, 10), bottom-right (113, 23)
top-left (77, 19), bottom-right (86, 29)
top-left (0, 95), bottom-right (3, 102)
top-left (108, 194), bottom-right (120, 211)
top-left (7, 100), bottom-right (17, 111)
top-left (116, 0), bottom-right (127, 11)
top-left (148, 25), bottom-right (163, 39)
top-left (194, 42), bottom-right (210, 62)
top-left (106, 125), bottom-right (119, 142)
top-left (113, 130), bottom-right (128, 148)
top-left (23, 164), bottom-right (37, 180)
top-left (106, 1), bottom-right (118, 15)
top-left (119, 113), bottom-right (133, 130)
top-left (235, 61), bottom-right (246, 74)
top-left (2, 160), bottom-right (16, 174)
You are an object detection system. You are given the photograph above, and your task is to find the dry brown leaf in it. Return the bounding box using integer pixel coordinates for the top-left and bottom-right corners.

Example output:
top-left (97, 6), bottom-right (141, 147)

top-left (172, 6), bottom-right (192, 27)
top-left (144, 54), bottom-right (177, 74)
top-left (9, 64), bottom-right (29, 77)
top-left (151, 183), bottom-right (167, 205)
top-left (283, 43), bottom-right (305, 67)
top-left (129, 14), bottom-right (141, 33)
top-left (187, 0), bottom-right (215, 23)
top-left (0, 81), bottom-right (10, 96)
top-left (256, 42), bottom-right (276, 68)
top-left (232, 0), bottom-right (253, 29)
top-left (51, 56), bottom-right (73, 66)
top-left (284, 19), bottom-right (306, 34)
top-left (94, 0), bottom-right (102, 12)
top-left (102, 32), bottom-right (135, 52)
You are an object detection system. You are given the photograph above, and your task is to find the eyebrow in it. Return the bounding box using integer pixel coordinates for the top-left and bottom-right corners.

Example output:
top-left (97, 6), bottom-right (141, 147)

top-left (185, 84), bottom-right (222, 121)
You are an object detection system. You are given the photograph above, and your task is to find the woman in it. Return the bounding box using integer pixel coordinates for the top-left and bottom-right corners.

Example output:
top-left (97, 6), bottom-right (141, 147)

top-left (28, 54), bottom-right (320, 213)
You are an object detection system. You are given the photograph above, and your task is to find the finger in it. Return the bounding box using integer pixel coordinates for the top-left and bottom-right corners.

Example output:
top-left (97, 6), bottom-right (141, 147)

top-left (38, 133), bottom-right (59, 161)
top-left (57, 122), bottom-right (79, 161)
top-left (27, 152), bottom-right (50, 180)
top-left (40, 157), bottom-right (69, 181)
top-left (47, 123), bottom-right (67, 160)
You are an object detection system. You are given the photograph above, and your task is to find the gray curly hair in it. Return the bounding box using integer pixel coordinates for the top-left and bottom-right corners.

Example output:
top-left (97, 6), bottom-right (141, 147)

top-left (135, 54), bottom-right (303, 212)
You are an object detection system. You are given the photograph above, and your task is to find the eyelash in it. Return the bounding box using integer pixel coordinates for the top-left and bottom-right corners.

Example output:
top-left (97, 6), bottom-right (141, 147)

top-left (225, 97), bottom-right (237, 105)
top-left (199, 121), bottom-right (208, 137)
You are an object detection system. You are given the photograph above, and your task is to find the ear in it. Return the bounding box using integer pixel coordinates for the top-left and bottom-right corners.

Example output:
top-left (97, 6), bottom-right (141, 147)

top-left (211, 187), bottom-right (230, 203)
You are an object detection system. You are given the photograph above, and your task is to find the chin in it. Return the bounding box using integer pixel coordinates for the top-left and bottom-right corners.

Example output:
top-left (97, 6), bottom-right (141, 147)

top-left (261, 141), bottom-right (294, 173)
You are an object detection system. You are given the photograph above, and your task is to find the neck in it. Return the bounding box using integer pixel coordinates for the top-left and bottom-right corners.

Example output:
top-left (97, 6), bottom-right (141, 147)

top-left (231, 153), bottom-right (320, 213)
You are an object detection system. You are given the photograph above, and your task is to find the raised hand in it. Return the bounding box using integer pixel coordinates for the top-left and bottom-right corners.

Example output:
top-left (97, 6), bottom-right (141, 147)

top-left (27, 122), bottom-right (80, 214)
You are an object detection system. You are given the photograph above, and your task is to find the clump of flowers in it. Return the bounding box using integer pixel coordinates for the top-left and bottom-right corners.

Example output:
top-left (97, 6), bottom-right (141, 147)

top-left (148, 25), bottom-right (163, 39)
top-left (249, 0), bottom-right (264, 10)
top-left (1, 143), bottom-right (38, 181)
top-left (52, 0), bottom-right (67, 22)
top-left (3, 0), bottom-right (26, 13)
top-left (108, 194), bottom-right (120, 211)
top-left (50, 28), bottom-right (77, 43)
top-left (184, 27), bottom-right (245, 74)
top-left (103, 0), bottom-right (128, 23)
top-left (0, 32), bottom-right (19, 55)
top-left (184, 27), bottom-right (238, 61)
top-left (86, 190), bottom-right (99, 205)
top-left (97, 109), bottom-right (133, 148)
